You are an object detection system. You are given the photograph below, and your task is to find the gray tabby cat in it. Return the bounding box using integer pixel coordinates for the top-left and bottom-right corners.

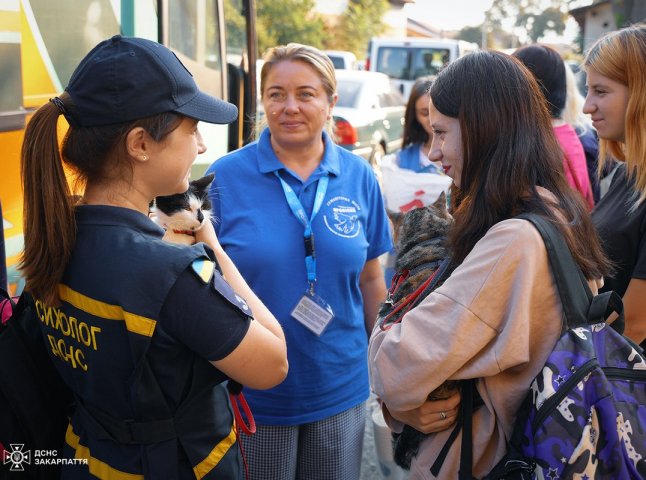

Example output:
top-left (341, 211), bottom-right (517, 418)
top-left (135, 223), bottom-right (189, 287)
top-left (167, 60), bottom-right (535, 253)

top-left (378, 191), bottom-right (460, 470)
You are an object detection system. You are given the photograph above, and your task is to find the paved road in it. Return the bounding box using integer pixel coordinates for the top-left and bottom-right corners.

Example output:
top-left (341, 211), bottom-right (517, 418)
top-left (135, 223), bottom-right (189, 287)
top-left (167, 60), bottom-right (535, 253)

top-left (360, 395), bottom-right (380, 479)
top-left (360, 396), bottom-right (409, 480)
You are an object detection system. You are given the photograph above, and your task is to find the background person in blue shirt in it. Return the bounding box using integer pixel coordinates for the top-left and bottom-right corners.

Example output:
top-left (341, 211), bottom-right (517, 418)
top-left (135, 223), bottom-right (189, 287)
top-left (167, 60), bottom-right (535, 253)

top-left (396, 75), bottom-right (442, 174)
top-left (207, 43), bottom-right (392, 480)
top-left (382, 76), bottom-right (448, 283)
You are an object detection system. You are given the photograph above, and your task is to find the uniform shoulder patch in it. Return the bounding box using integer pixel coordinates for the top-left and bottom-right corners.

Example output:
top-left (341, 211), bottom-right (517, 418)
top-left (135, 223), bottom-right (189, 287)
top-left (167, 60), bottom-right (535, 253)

top-left (191, 258), bottom-right (215, 284)
top-left (212, 270), bottom-right (252, 315)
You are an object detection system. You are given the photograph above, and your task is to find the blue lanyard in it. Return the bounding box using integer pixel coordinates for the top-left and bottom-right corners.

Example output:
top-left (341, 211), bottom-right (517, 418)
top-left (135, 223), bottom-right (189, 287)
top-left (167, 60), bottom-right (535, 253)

top-left (274, 172), bottom-right (329, 292)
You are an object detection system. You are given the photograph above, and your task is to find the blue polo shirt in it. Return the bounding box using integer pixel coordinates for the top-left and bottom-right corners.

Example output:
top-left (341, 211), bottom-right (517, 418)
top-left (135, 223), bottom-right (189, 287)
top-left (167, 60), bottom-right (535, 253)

top-left (206, 130), bottom-right (392, 425)
top-left (397, 143), bottom-right (443, 174)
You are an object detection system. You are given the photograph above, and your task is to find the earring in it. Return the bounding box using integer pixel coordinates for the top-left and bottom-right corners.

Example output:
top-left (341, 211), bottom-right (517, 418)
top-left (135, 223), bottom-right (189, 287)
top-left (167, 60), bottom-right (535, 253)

top-left (141, 155), bottom-right (148, 161)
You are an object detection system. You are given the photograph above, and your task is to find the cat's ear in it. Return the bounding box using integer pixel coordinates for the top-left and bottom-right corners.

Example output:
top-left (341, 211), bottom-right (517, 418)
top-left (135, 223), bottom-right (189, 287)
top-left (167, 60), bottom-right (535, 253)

top-left (193, 172), bottom-right (215, 189)
top-left (386, 209), bottom-right (402, 224)
top-left (433, 191), bottom-right (448, 214)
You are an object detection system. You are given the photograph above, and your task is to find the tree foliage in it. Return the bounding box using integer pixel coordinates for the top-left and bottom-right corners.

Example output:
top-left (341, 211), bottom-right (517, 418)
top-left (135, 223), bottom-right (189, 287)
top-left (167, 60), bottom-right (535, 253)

top-left (255, 0), bottom-right (327, 55)
top-left (254, 0), bottom-right (387, 58)
top-left (457, 25), bottom-right (484, 46)
top-left (224, 0), bottom-right (247, 53)
top-left (485, 0), bottom-right (570, 46)
top-left (332, 0), bottom-right (388, 57)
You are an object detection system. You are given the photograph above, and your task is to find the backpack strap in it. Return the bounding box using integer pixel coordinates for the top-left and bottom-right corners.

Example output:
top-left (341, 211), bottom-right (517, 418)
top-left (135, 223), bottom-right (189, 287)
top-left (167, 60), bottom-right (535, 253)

top-left (516, 213), bottom-right (622, 330)
top-left (458, 380), bottom-right (477, 480)
top-left (516, 213), bottom-right (592, 329)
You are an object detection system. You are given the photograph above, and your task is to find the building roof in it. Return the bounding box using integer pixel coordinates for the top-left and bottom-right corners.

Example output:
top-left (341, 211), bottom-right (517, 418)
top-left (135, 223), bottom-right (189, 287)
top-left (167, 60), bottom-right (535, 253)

top-left (406, 17), bottom-right (444, 38)
top-left (569, 0), bottom-right (611, 27)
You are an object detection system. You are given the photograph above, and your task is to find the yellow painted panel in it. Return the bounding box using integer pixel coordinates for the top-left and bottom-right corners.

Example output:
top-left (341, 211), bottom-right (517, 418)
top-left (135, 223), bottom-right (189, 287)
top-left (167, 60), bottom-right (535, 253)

top-left (0, 129), bottom-right (24, 237)
top-left (0, 10), bottom-right (20, 31)
top-left (20, 7), bottom-right (59, 108)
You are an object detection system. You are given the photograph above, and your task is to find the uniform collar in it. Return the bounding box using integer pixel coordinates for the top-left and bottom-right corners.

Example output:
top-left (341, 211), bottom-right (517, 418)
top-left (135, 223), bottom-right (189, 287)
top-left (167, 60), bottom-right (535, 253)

top-left (75, 204), bottom-right (165, 237)
top-left (257, 129), bottom-right (341, 177)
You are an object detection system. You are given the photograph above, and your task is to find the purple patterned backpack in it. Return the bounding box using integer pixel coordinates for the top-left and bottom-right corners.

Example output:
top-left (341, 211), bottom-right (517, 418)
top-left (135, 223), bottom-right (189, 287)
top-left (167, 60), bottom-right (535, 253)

top-left (457, 214), bottom-right (646, 480)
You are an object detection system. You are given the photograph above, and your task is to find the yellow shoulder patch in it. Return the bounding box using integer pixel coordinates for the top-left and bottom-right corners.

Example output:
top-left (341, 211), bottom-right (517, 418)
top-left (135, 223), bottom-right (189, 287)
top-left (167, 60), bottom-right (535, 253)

top-left (191, 259), bottom-right (215, 284)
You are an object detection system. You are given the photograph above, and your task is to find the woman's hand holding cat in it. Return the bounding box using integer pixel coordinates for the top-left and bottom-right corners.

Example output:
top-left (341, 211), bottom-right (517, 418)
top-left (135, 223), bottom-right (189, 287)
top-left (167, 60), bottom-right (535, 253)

top-left (386, 392), bottom-right (460, 433)
top-left (194, 218), bottom-right (223, 253)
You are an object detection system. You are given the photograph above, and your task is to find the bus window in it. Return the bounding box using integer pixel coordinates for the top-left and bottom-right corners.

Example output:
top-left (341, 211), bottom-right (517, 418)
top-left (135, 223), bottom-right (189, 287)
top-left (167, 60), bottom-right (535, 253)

top-left (169, 0), bottom-right (224, 99)
top-left (28, 0), bottom-right (120, 97)
top-left (165, 0), bottom-right (228, 173)
top-left (0, 1), bottom-right (24, 132)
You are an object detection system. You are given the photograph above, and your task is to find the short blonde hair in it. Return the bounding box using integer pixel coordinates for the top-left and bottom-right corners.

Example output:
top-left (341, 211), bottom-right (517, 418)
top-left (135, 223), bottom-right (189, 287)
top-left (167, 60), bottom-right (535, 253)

top-left (584, 23), bottom-right (646, 206)
top-left (260, 43), bottom-right (336, 102)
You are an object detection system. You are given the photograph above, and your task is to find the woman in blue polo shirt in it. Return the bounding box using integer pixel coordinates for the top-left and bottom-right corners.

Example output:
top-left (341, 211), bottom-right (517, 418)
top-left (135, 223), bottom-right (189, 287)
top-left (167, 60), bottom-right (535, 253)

top-left (207, 43), bottom-right (393, 479)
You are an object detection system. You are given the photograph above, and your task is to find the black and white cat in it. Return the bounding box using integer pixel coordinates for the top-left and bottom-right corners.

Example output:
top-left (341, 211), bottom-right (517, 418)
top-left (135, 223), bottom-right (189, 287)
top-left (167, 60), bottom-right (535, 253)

top-left (150, 173), bottom-right (214, 245)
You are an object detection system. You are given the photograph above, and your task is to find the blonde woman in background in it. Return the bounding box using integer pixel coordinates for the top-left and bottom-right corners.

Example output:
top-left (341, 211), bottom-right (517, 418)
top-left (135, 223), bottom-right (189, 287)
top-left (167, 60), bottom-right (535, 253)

top-left (584, 23), bottom-right (646, 349)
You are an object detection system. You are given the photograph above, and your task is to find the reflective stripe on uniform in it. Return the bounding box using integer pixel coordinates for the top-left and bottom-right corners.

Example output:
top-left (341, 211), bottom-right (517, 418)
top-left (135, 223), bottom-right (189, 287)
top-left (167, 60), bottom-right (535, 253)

top-left (58, 284), bottom-right (156, 337)
top-left (192, 423), bottom-right (236, 479)
top-left (65, 423), bottom-right (144, 480)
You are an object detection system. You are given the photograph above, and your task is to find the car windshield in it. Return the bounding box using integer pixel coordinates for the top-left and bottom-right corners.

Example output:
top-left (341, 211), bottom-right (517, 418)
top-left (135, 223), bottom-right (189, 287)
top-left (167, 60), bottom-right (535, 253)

top-left (336, 80), bottom-right (362, 108)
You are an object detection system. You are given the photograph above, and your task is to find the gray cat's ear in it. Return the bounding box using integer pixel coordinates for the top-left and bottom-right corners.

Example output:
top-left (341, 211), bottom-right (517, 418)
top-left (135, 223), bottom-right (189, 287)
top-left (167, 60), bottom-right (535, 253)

top-left (387, 209), bottom-right (402, 223)
top-left (433, 191), bottom-right (448, 213)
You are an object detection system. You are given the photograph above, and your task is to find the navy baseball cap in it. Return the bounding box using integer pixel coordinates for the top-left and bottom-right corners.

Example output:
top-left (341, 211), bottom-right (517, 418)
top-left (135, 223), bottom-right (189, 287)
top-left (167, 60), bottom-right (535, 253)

top-left (64, 35), bottom-right (237, 127)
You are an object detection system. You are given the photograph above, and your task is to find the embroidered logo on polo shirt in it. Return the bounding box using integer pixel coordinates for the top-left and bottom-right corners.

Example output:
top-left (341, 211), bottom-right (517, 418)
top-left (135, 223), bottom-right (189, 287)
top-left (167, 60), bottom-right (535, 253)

top-left (323, 196), bottom-right (362, 238)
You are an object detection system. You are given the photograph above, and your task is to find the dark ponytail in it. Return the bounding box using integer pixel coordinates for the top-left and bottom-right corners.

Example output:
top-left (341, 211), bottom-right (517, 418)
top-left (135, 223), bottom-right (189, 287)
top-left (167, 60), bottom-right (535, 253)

top-left (20, 93), bottom-right (76, 306)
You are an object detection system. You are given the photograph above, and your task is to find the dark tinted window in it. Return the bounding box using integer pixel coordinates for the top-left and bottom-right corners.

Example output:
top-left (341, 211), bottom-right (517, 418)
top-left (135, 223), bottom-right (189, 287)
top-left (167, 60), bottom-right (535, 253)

top-left (329, 56), bottom-right (346, 69)
top-left (0, 41), bottom-right (23, 131)
top-left (411, 48), bottom-right (450, 78)
top-left (376, 47), bottom-right (411, 80)
top-left (169, 0), bottom-right (223, 97)
top-left (376, 46), bottom-right (451, 80)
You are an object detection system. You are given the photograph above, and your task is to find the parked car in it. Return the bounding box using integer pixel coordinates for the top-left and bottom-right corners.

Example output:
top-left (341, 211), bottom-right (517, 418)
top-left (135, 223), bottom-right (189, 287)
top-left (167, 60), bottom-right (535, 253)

top-left (324, 50), bottom-right (358, 70)
top-left (333, 70), bottom-right (405, 167)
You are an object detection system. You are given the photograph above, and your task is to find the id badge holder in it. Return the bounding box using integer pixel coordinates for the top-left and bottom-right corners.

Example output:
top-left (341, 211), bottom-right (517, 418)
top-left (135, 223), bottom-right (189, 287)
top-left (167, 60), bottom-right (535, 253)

top-left (291, 289), bottom-right (334, 336)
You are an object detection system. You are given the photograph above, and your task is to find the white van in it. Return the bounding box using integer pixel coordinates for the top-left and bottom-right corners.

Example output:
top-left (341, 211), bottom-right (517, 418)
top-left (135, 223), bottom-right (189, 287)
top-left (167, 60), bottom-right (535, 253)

top-left (324, 50), bottom-right (358, 70)
top-left (365, 37), bottom-right (478, 99)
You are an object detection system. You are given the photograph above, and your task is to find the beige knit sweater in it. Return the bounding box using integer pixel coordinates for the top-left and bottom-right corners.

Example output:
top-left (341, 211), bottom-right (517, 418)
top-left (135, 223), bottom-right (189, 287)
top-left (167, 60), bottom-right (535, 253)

top-left (369, 217), bottom-right (601, 479)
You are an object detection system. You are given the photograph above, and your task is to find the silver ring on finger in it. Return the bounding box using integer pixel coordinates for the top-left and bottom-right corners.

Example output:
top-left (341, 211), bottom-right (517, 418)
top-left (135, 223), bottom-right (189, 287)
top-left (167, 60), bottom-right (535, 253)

top-left (439, 411), bottom-right (447, 420)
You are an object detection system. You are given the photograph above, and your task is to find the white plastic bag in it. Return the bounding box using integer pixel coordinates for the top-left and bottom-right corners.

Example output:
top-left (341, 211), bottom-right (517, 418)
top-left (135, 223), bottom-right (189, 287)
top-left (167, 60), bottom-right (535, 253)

top-left (380, 154), bottom-right (452, 212)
